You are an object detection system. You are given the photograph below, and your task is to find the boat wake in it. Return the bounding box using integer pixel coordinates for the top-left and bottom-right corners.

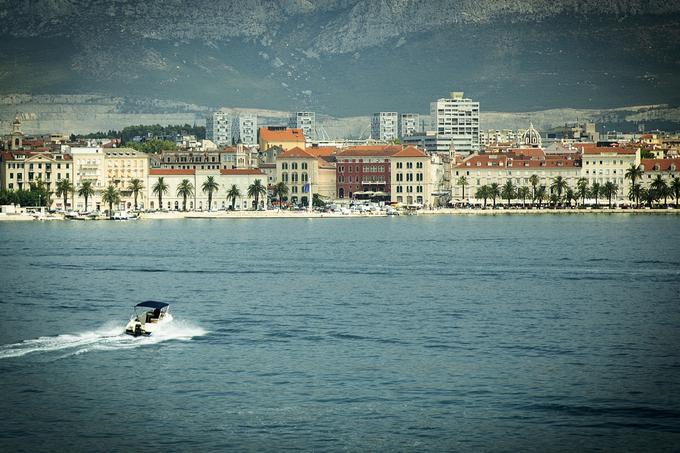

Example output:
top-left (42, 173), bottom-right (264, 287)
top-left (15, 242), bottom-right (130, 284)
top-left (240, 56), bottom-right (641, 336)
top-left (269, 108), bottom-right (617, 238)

top-left (0, 320), bottom-right (206, 360)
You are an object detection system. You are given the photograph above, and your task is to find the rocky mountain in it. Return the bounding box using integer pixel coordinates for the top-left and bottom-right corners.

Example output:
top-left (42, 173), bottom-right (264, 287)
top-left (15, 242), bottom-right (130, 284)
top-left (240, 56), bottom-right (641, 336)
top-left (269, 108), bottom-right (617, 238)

top-left (0, 1), bottom-right (679, 117)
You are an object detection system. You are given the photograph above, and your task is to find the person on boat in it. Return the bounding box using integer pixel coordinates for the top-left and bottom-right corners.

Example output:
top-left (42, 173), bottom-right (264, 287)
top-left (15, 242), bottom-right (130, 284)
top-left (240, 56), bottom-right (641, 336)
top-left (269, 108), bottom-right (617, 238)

top-left (153, 308), bottom-right (161, 319)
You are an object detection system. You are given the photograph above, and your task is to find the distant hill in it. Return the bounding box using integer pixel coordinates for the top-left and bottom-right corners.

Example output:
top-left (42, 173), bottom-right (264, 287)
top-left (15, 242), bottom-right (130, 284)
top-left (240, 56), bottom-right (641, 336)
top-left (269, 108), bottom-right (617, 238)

top-left (0, 1), bottom-right (679, 116)
top-left (2, 94), bottom-right (679, 137)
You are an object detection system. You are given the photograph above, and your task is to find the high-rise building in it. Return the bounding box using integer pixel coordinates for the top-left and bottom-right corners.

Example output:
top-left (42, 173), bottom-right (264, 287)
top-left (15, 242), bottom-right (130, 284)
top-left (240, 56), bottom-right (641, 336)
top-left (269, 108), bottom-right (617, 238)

top-left (371, 112), bottom-right (398, 142)
top-left (289, 112), bottom-right (316, 142)
top-left (399, 113), bottom-right (420, 139)
top-left (430, 91), bottom-right (480, 153)
top-left (232, 114), bottom-right (258, 145)
top-left (206, 111), bottom-right (231, 146)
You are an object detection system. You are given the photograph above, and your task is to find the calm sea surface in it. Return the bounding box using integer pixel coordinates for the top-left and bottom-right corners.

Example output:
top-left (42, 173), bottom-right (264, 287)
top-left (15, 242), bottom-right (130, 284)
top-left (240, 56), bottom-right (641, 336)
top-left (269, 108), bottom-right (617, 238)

top-left (1, 215), bottom-right (679, 451)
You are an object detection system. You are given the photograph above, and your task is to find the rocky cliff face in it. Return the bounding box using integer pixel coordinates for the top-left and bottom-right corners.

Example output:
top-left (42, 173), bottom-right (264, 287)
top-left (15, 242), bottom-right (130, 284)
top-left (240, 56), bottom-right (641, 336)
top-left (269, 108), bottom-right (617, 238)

top-left (0, 1), bottom-right (679, 115)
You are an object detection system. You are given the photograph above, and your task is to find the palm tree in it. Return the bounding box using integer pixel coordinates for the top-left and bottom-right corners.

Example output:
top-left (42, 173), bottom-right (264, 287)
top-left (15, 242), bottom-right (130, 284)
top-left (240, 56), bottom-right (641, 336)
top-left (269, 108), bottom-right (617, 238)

top-left (671, 176), bottom-right (680, 208)
top-left (247, 179), bottom-right (267, 209)
top-left (565, 187), bottom-right (576, 208)
top-left (201, 176), bottom-right (219, 211)
top-left (517, 186), bottom-right (530, 208)
top-left (176, 179), bottom-right (195, 211)
top-left (226, 184), bottom-right (241, 210)
top-left (625, 163), bottom-right (643, 206)
top-left (650, 175), bottom-right (669, 207)
top-left (628, 183), bottom-right (641, 208)
top-left (489, 182), bottom-right (500, 209)
top-left (457, 176), bottom-right (468, 201)
top-left (576, 177), bottom-right (589, 207)
top-left (640, 187), bottom-right (655, 207)
top-left (550, 176), bottom-right (568, 205)
top-left (55, 178), bottom-right (74, 211)
top-left (602, 181), bottom-right (618, 209)
top-left (590, 182), bottom-right (602, 208)
top-left (101, 185), bottom-right (120, 218)
top-left (535, 185), bottom-right (547, 208)
top-left (475, 185), bottom-right (490, 208)
top-left (549, 193), bottom-right (560, 209)
top-left (272, 181), bottom-right (289, 208)
top-left (501, 180), bottom-right (515, 207)
top-left (78, 180), bottom-right (95, 212)
top-left (128, 178), bottom-right (144, 210)
top-left (529, 174), bottom-right (540, 206)
top-left (152, 177), bottom-right (169, 210)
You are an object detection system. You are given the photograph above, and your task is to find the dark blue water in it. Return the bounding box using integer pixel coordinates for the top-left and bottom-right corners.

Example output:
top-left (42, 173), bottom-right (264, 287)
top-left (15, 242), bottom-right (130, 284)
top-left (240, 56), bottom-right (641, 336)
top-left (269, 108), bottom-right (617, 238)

top-left (1, 216), bottom-right (679, 451)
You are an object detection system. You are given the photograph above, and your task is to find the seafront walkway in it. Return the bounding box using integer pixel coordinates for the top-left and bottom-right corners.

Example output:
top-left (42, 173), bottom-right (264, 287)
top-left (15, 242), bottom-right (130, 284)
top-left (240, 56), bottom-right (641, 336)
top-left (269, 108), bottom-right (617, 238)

top-left (2, 208), bottom-right (679, 221)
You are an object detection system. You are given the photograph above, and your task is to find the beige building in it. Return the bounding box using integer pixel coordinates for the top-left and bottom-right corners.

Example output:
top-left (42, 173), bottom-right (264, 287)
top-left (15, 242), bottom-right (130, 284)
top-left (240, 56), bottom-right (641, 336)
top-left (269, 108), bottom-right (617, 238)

top-left (276, 146), bottom-right (336, 205)
top-left (453, 153), bottom-right (581, 203)
top-left (147, 168), bottom-right (268, 211)
top-left (390, 146), bottom-right (435, 206)
top-left (0, 150), bottom-right (74, 208)
top-left (581, 146), bottom-right (640, 202)
top-left (639, 158), bottom-right (680, 188)
top-left (259, 127), bottom-right (306, 153)
top-left (104, 148), bottom-right (150, 210)
top-left (72, 147), bottom-right (107, 211)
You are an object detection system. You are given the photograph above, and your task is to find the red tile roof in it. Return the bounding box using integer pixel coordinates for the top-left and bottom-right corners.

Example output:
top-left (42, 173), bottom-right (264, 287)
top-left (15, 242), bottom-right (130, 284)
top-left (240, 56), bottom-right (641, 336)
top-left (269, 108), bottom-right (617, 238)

top-left (305, 146), bottom-right (338, 157)
top-left (456, 153), bottom-right (579, 169)
top-left (507, 148), bottom-right (546, 159)
top-left (640, 158), bottom-right (680, 172)
top-left (259, 127), bottom-right (306, 143)
top-left (391, 146), bottom-right (429, 158)
top-left (219, 169), bottom-right (265, 175)
top-left (336, 145), bottom-right (403, 157)
top-left (149, 169), bottom-right (195, 175)
top-left (277, 147), bottom-right (316, 159)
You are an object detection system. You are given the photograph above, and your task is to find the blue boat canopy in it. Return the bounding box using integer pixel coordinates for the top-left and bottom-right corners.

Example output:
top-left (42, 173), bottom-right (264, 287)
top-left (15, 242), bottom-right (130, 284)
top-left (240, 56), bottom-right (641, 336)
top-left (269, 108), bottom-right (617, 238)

top-left (135, 301), bottom-right (169, 310)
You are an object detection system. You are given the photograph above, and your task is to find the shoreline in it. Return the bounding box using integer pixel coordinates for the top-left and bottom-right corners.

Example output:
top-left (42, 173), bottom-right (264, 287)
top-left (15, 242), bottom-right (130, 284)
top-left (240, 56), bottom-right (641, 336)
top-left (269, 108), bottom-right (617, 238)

top-left (2, 208), bottom-right (680, 221)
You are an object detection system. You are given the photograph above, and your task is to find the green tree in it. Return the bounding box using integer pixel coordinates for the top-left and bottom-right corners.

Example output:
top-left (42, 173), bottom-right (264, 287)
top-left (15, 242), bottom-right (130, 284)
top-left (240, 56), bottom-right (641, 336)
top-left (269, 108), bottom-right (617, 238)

top-left (247, 179), bottom-right (267, 209)
top-left (78, 180), bottom-right (95, 212)
top-left (550, 176), bottom-right (568, 204)
top-left (272, 181), bottom-right (289, 208)
top-left (201, 176), bottom-right (219, 211)
top-left (55, 178), bottom-right (74, 211)
top-left (128, 178), bottom-right (144, 210)
top-left (152, 177), bottom-right (169, 210)
top-left (517, 186), bottom-right (530, 208)
top-left (628, 183), bottom-right (641, 207)
top-left (529, 174), bottom-right (540, 206)
top-left (176, 179), bottom-right (195, 211)
top-left (501, 180), bottom-right (516, 207)
top-left (590, 182), bottom-right (602, 208)
top-left (602, 181), bottom-right (618, 209)
top-left (101, 185), bottom-right (121, 218)
top-left (625, 163), bottom-right (644, 206)
top-left (489, 183), bottom-right (500, 209)
top-left (457, 176), bottom-right (468, 201)
top-left (576, 177), bottom-right (589, 207)
top-left (565, 187), bottom-right (576, 208)
top-left (226, 184), bottom-right (241, 210)
top-left (535, 185), bottom-right (547, 208)
top-left (650, 175), bottom-right (669, 207)
top-left (671, 176), bottom-right (680, 208)
top-left (475, 185), bottom-right (490, 208)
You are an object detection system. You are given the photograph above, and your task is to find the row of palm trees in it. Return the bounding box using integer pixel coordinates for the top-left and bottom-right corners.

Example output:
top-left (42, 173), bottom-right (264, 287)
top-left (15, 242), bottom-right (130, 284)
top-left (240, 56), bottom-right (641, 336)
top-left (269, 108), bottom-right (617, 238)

top-left (458, 164), bottom-right (680, 209)
top-left (53, 178), bottom-right (145, 212)
top-left (150, 177), bottom-right (275, 211)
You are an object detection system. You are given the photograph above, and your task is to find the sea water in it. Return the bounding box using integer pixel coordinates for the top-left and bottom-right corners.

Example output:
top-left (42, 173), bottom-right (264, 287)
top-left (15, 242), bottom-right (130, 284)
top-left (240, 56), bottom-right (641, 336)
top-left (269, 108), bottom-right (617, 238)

top-left (1, 215), bottom-right (679, 451)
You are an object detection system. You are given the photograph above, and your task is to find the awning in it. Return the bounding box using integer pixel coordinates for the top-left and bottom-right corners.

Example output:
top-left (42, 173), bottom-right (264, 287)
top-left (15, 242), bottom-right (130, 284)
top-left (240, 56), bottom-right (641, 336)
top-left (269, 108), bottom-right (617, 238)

top-left (135, 301), bottom-right (169, 309)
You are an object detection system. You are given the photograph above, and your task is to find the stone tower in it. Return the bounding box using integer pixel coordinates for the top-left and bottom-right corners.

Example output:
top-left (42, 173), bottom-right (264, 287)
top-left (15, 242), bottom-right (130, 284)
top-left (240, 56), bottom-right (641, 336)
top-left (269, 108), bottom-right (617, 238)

top-left (10, 114), bottom-right (23, 150)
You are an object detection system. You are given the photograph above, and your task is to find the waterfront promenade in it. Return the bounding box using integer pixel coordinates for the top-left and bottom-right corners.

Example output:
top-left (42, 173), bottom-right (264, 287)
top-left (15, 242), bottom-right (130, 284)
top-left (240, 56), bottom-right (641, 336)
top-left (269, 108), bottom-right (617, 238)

top-left (2, 207), bottom-right (680, 221)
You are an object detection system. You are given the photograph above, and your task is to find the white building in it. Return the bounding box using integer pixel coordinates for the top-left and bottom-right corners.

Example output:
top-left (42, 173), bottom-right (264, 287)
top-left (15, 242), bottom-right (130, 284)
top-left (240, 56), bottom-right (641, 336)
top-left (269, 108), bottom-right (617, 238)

top-left (371, 112), bottom-right (398, 142)
top-left (289, 112), bottom-right (316, 142)
top-left (430, 91), bottom-right (480, 154)
top-left (206, 111), bottom-right (231, 146)
top-left (399, 113), bottom-right (420, 139)
top-left (232, 114), bottom-right (258, 145)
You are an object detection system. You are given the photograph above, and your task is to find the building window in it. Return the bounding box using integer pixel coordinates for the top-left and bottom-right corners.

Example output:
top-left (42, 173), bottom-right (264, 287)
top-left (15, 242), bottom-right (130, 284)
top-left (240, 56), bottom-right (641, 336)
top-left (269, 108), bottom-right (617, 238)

top-left (396, 162), bottom-right (403, 169)
top-left (302, 162), bottom-right (308, 170)
top-left (292, 163), bottom-right (298, 170)
top-left (406, 162), bottom-right (413, 169)
top-left (416, 162), bottom-right (423, 169)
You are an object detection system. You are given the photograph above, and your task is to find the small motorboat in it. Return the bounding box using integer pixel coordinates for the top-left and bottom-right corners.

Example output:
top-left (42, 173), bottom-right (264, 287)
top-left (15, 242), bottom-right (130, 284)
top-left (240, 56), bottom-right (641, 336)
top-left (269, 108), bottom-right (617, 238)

top-left (125, 301), bottom-right (173, 337)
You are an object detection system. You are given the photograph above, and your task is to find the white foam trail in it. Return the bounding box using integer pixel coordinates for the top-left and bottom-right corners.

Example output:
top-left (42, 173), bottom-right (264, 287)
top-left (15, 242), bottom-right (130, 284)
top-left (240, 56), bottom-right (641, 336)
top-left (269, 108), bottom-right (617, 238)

top-left (0, 319), bottom-right (206, 359)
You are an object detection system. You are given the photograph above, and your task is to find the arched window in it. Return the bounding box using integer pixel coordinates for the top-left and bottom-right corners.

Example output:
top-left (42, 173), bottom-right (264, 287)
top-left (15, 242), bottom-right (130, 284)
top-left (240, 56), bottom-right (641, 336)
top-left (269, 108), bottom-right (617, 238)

top-left (291, 173), bottom-right (298, 183)
top-left (339, 188), bottom-right (345, 198)
top-left (301, 173), bottom-right (308, 182)
top-left (282, 162), bottom-right (288, 170)
top-left (292, 162), bottom-right (298, 170)
top-left (301, 162), bottom-right (308, 170)
top-left (282, 172), bottom-right (288, 183)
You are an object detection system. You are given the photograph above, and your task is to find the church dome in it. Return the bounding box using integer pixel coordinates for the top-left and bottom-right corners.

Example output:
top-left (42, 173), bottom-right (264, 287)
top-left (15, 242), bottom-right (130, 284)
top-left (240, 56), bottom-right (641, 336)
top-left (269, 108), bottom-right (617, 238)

top-left (520, 123), bottom-right (542, 147)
